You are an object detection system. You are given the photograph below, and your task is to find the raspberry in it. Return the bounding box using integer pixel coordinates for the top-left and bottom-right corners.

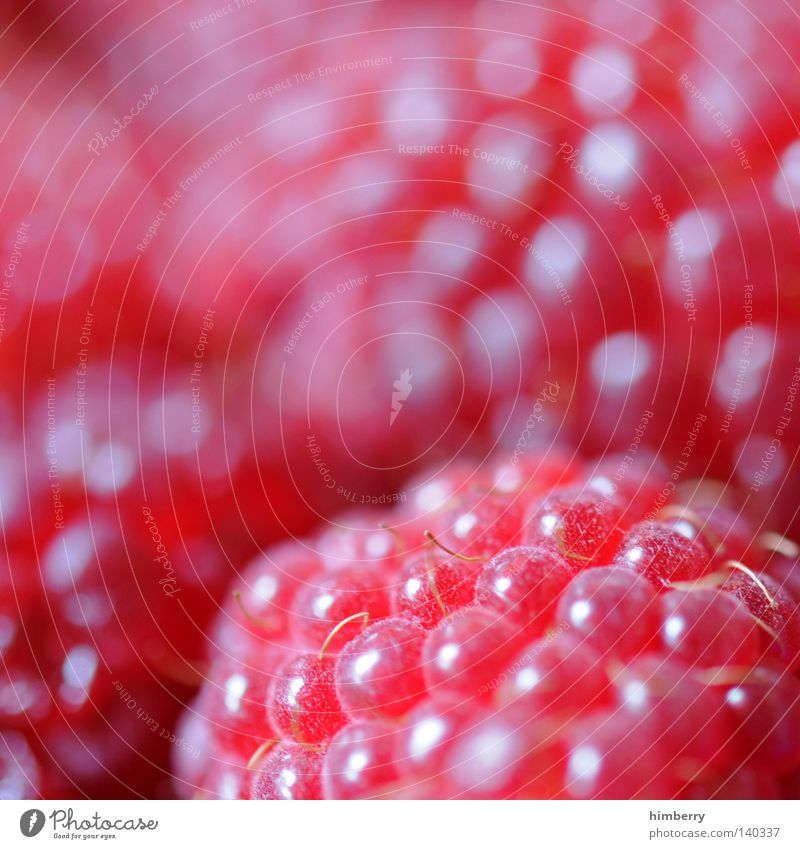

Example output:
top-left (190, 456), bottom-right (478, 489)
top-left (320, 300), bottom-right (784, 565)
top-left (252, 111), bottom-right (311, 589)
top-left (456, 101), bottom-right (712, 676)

top-left (523, 488), bottom-right (628, 566)
top-left (433, 492), bottom-right (525, 562)
top-left (392, 701), bottom-right (467, 798)
top-left (611, 654), bottom-right (735, 775)
top-left (289, 567), bottom-right (392, 655)
top-left (7, 0), bottom-right (800, 801)
top-left (322, 721), bottom-right (400, 800)
top-left (476, 546), bottom-right (576, 631)
top-left (249, 743), bottom-right (324, 801)
top-left (442, 705), bottom-right (563, 799)
top-left (722, 568), bottom-right (800, 669)
top-left (422, 607), bottom-right (525, 704)
top-left (181, 452), bottom-right (800, 799)
top-left (26, 0), bottom-right (800, 552)
top-left (223, 543), bottom-right (322, 648)
top-left (267, 655), bottom-right (346, 748)
top-left (564, 710), bottom-right (682, 801)
top-left (556, 566), bottom-right (659, 660)
top-left (197, 656), bottom-right (277, 758)
top-left (335, 617), bottom-right (427, 720)
top-left (715, 662), bottom-right (800, 775)
top-left (658, 589), bottom-right (761, 668)
top-left (660, 503), bottom-right (760, 568)
top-left (391, 551), bottom-right (477, 630)
top-left (497, 633), bottom-right (608, 720)
top-left (615, 520), bottom-right (713, 587)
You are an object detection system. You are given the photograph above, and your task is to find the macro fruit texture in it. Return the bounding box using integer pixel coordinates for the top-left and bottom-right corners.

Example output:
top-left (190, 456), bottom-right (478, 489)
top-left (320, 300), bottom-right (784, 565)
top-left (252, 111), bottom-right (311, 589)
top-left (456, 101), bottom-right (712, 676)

top-left (175, 453), bottom-right (800, 799)
top-left (12, 0), bottom-right (800, 527)
top-left (1, 0), bottom-right (800, 801)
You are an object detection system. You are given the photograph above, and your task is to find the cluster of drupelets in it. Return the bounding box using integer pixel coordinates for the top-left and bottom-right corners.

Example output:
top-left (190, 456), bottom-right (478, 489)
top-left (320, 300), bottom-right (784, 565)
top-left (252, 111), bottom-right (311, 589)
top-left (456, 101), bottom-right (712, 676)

top-left (177, 453), bottom-right (800, 800)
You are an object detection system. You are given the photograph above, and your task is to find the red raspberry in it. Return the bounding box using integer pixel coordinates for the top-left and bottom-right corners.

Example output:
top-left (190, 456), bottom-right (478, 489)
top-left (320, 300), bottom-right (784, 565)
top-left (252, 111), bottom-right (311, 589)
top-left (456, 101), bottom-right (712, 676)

top-left (422, 607), bottom-right (526, 705)
top-left (289, 566), bottom-right (392, 655)
top-left (249, 743), bottom-right (324, 801)
top-left (25, 0), bottom-right (800, 552)
top-left (476, 546), bottom-right (576, 632)
top-left (267, 655), bottom-right (347, 747)
top-left (524, 488), bottom-right (628, 566)
top-left (335, 616), bottom-right (427, 720)
top-left (322, 721), bottom-right (400, 800)
top-left (556, 566), bottom-right (659, 660)
top-left (714, 662), bottom-right (800, 775)
top-left (497, 633), bottom-right (608, 720)
top-left (7, 0), bottom-right (800, 801)
top-left (180, 452), bottom-right (800, 799)
top-left (615, 520), bottom-right (713, 586)
top-left (658, 588), bottom-right (761, 668)
top-left (564, 710), bottom-right (682, 800)
top-left (722, 568), bottom-right (800, 670)
top-left (391, 550), bottom-right (477, 630)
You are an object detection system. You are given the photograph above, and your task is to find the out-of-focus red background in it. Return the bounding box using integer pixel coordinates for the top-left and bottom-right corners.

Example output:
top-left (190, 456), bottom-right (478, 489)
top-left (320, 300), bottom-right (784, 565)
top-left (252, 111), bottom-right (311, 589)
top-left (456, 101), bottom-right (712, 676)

top-left (1, 0), bottom-right (799, 798)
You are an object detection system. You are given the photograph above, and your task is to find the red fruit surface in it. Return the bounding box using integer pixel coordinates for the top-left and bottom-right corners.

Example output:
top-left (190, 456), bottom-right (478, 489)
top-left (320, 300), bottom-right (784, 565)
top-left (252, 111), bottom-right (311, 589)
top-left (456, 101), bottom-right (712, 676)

top-left (715, 663), bottom-right (800, 775)
top-left (289, 566), bottom-right (392, 654)
top-left (611, 654), bottom-right (735, 776)
top-left (556, 566), bottom-right (659, 660)
top-left (723, 569), bottom-right (800, 669)
top-left (615, 521), bottom-right (713, 587)
top-left (4, 0), bottom-right (800, 801)
top-left (476, 546), bottom-right (577, 632)
top-left (268, 655), bottom-right (347, 747)
top-left (177, 453), bottom-right (800, 799)
top-left (249, 743), bottom-right (324, 801)
top-left (422, 607), bottom-right (526, 704)
top-left (564, 710), bottom-right (681, 800)
top-left (391, 552), bottom-right (477, 630)
top-left (524, 489), bottom-right (627, 566)
top-left (659, 589), bottom-right (761, 668)
top-left (443, 706), bottom-right (563, 799)
top-left (497, 633), bottom-right (608, 719)
top-left (336, 617), bottom-right (427, 720)
top-left (322, 722), bottom-right (400, 800)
